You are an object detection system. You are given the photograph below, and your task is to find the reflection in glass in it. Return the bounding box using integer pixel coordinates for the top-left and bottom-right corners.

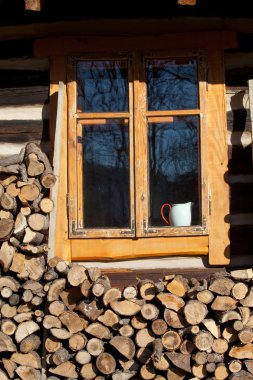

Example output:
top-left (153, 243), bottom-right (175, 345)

top-left (146, 58), bottom-right (198, 110)
top-left (82, 121), bottom-right (130, 228)
top-left (77, 60), bottom-right (128, 112)
top-left (148, 116), bottom-right (200, 226)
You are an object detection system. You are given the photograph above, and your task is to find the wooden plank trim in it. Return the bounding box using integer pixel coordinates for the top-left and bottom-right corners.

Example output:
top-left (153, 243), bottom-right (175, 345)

top-left (248, 79), bottom-right (253, 164)
top-left (34, 31), bottom-right (237, 57)
top-left (24, 0), bottom-right (44, 11)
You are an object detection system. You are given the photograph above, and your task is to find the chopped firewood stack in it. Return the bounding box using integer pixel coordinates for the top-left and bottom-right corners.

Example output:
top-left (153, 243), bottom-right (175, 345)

top-left (0, 142), bottom-right (55, 253)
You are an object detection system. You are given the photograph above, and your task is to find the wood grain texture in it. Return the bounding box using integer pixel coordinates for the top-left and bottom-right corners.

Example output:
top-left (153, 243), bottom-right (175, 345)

top-left (207, 50), bottom-right (230, 265)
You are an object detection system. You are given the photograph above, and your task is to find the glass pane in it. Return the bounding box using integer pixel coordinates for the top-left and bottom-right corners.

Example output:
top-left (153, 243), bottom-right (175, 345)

top-left (77, 60), bottom-right (128, 112)
top-left (146, 58), bottom-right (198, 110)
top-left (82, 120), bottom-right (130, 228)
top-left (148, 116), bottom-right (200, 227)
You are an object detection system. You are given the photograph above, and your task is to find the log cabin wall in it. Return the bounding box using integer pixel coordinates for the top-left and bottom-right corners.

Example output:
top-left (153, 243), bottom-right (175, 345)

top-left (0, 31), bottom-right (252, 268)
top-left (0, 40), bottom-right (49, 157)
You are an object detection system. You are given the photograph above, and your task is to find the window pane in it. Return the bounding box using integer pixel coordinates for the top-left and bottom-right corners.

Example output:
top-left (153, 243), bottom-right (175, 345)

top-left (82, 120), bottom-right (130, 228)
top-left (148, 116), bottom-right (200, 227)
top-left (146, 58), bottom-right (198, 110)
top-left (77, 60), bottom-right (128, 112)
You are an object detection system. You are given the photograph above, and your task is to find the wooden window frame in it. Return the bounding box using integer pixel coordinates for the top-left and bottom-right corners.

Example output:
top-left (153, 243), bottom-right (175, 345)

top-left (67, 51), bottom-right (209, 239)
top-left (34, 31), bottom-right (234, 264)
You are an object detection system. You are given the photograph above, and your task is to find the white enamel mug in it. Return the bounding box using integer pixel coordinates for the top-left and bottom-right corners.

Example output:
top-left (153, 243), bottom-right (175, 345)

top-left (161, 202), bottom-right (193, 227)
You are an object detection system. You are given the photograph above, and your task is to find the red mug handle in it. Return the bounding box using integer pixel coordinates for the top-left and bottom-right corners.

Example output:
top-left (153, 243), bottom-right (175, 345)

top-left (161, 203), bottom-right (172, 225)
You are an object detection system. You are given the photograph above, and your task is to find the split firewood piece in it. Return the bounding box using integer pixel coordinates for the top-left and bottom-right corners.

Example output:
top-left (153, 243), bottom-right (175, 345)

top-left (131, 314), bottom-right (148, 330)
top-left (140, 362), bottom-right (156, 379)
top-left (202, 318), bottom-right (220, 338)
top-left (211, 296), bottom-right (237, 311)
top-left (45, 337), bottom-right (62, 353)
top-left (21, 243), bottom-right (48, 254)
top-left (240, 287), bottom-right (253, 307)
top-left (164, 309), bottom-right (186, 329)
top-left (153, 353), bottom-right (170, 371)
top-left (28, 213), bottom-right (49, 232)
top-left (23, 227), bottom-right (44, 245)
top-left (1, 304), bottom-right (17, 318)
top-left (26, 153), bottom-right (45, 176)
top-left (52, 347), bottom-right (72, 365)
top-left (67, 264), bottom-right (87, 286)
top-left (166, 352), bottom-right (191, 373)
top-left (136, 347), bottom-right (152, 364)
top-left (119, 324), bottom-right (134, 337)
top-left (141, 303), bottom-right (159, 321)
top-left (47, 278), bottom-right (66, 302)
top-left (87, 267), bottom-right (101, 282)
top-left (135, 328), bottom-right (155, 348)
top-left (0, 175), bottom-right (17, 187)
top-left (86, 338), bottom-right (104, 356)
top-left (110, 336), bottom-right (135, 360)
top-left (15, 320), bottom-right (40, 343)
top-left (0, 182), bottom-right (4, 196)
top-left (238, 306), bottom-right (251, 325)
top-left (151, 319), bottom-right (167, 336)
top-left (60, 286), bottom-right (82, 311)
top-left (39, 197), bottom-right (54, 213)
top-left (0, 193), bottom-right (17, 212)
top-left (229, 370), bottom-right (253, 380)
top-left (80, 362), bottom-right (97, 379)
top-left (11, 253), bottom-right (45, 280)
top-left (214, 363), bottom-right (229, 380)
top-left (194, 331), bottom-right (214, 351)
top-left (96, 352), bottom-right (116, 375)
top-left (0, 209), bottom-right (13, 219)
top-left (238, 328), bottom-right (253, 344)
top-left (26, 142), bottom-right (57, 188)
top-left (151, 338), bottom-right (163, 363)
top-left (0, 147), bottom-right (25, 167)
top-left (162, 331), bottom-right (181, 351)
top-left (2, 358), bottom-right (17, 379)
top-left (16, 366), bottom-right (41, 380)
top-left (157, 292), bottom-right (185, 311)
top-left (0, 242), bottom-right (16, 272)
top-left (245, 360), bottom-right (253, 375)
top-left (0, 218), bottom-right (14, 241)
top-left (110, 299), bottom-right (144, 316)
top-left (229, 360), bottom-right (242, 373)
top-left (86, 322), bottom-right (112, 340)
top-left (233, 320), bottom-right (244, 331)
top-left (207, 353), bottom-right (224, 363)
top-left (0, 319), bottom-right (16, 336)
top-left (212, 338), bottom-right (229, 354)
top-left (193, 351), bottom-right (208, 365)
top-left (49, 361), bottom-right (78, 378)
top-left (123, 286), bottom-right (138, 300)
top-left (6, 182), bottom-right (20, 197)
top-left (75, 350), bottom-right (92, 365)
top-left (80, 278), bottom-right (92, 297)
top-left (222, 327), bottom-right (237, 343)
top-left (247, 315), bottom-right (253, 328)
top-left (119, 358), bottom-right (139, 371)
top-left (112, 370), bottom-right (136, 380)
top-left (20, 334), bottom-right (41, 353)
top-left (229, 344), bottom-right (253, 359)
top-left (180, 339), bottom-right (194, 354)
top-left (197, 290), bottom-right (214, 304)
top-left (167, 366), bottom-right (187, 380)
top-left (49, 300), bottom-right (66, 316)
top-left (0, 164), bottom-right (20, 174)
top-left (192, 364), bottom-right (207, 379)
top-left (14, 312), bottom-right (33, 323)
top-left (50, 328), bottom-right (72, 340)
top-left (0, 368), bottom-right (9, 380)
top-left (0, 276), bottom-right (19, 293)
top-left (69, 332), bottom-right (87, 351)
top-left (209, 277), bottom-right (234, 295)
top-left (217, 310), bottom-right (242, 323)
top-left (138, 279), bottom-right (157, 301)
top-left (77, 299), bottom-right (104, 321)
top-left (20, 183), bottom-right (40, 201)
top-left (98, 309), bottom-right (120, 328)
top-left (92, 275), bottom-right (110, 297)
top-left (14, 212), bottom-right (27, 238)
top-left (232, 282), bottom-right (248, 300)
top-left (22, 289), bottom-right (33, 302)
top-left (230, 268), bottom-right (253, 280)
top-left (11, 351), bottom-right (41, 369)
top-left (43, 315), bottom-right (62, 329)
top-left (166, 275), bottom-right (189, 297)
top-left (59, 310), bottom-right (87, 333)
top-left (184, 300), bottom-right (208, 325)
top-left (0, 331), bottom-right (16, 352)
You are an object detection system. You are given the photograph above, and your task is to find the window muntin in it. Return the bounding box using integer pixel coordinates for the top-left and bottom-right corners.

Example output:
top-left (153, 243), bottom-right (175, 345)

top-left (68, 53), bottom-right (207, 238)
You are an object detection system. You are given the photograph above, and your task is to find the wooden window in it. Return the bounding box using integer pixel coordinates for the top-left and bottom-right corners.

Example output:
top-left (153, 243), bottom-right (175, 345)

top-left (67, 52), bottom-right (208, 239)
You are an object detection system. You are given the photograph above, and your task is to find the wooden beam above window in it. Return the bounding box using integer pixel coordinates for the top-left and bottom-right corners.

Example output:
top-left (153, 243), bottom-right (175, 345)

top-left (177, 0), bottom-right (197, 5)
top-left (24, 0), bottom-right (44, 11)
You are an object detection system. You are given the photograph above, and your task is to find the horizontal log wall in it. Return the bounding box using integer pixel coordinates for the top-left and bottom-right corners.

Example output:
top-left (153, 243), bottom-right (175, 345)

top-left (0, 42), bottom-right (49, 158)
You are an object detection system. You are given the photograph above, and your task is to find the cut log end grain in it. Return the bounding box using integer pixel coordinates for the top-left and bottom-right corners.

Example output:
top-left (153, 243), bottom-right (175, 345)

top-left (96, 352), bottom-right (116, 375)
top-left (184, 300), bottom-right (208, 325)
top-left (161, 331), bottom-right (181, 351)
